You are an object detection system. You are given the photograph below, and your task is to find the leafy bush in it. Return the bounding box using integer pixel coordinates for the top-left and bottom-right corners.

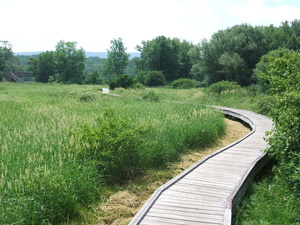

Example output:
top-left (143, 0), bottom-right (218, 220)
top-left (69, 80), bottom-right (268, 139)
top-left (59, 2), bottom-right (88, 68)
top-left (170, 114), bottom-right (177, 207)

top-left (144, 71), bottom-right (166, 87)
top-left (208, 80), bottom-right (241, 95)
top-left (109, 74), bottom-right (135, 90)
top-left (74, 108), bottom-right (150, 183)
top-left (80, 92), bottom-right (96, 102)
top-left (135, 71), bottom-right (147, 84)
top-left (142, 91), bottom-right (160, 102)
top-left (255, 49), bottom-right (300, 194)
top-left (171, 78), bottom-right (197, 89)
top-left (130, 82), bottom-right (146, 90)
top-left (85, 70), bottom-right (103, 84)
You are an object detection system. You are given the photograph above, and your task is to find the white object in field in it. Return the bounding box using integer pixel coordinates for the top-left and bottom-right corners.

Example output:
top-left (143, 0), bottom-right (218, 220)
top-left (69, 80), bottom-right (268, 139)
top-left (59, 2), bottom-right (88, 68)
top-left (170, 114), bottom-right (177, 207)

top-left (102, 88), bottom-right (110, 94)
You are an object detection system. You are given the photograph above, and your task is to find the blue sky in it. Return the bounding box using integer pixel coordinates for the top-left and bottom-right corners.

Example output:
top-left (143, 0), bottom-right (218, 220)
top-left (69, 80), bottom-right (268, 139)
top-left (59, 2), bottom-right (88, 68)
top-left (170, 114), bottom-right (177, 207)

top-left (1, 0), bottom-right (300, 52)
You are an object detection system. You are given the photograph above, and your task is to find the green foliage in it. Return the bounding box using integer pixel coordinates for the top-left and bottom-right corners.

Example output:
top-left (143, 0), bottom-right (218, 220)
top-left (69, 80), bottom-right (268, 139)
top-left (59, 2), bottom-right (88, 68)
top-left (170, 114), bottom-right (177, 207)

top-left (109, 74), bottom-right (135, 90)
top-left (136, 36), bottom-right (180, 81)
top-left (130, 82), bottom-right (145, 90)
top-left (0, 41), bottom-right (13, 75)
top-left (193, 24), bottom-right (267, 86)
top-left (28, 51), bottom-right (55, 83)
top-left (144, 70), bottom-right (166, 87)
top-left (102, 38), bottom-right (129, 78)
top-left (234, 167), bottom-right (300, 224)
top-left (85, 70), bottom-right (103, 84)
top-left (136, 36), bottom-right (194, 82)
top-left (80, 92), bottom-right (96, 102)
top-left (171, 78), bottom-right (197, 89)
top-left (255, 49), bottom-right (300, 194)
top-left (208, 80), bottom-right (241, 95)
top-left (48, 76), bottom-right (55, 83)
top-left (142, 91), bottom-right (160, 102)
top-left (74, 108), bottom-right (150, 183)
top-left (0, 83), bottom-right (229, 224)
top-left (85, 56), bottom-right (104, 74)
top-left (54, 40), bottom-right (86, 84)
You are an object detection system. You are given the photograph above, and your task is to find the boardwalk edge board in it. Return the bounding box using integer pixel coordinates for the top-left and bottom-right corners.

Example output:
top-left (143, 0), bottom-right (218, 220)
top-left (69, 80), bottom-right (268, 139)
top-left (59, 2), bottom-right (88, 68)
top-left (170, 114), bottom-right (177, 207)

top-left (130, 106), bottom-right (273, 225)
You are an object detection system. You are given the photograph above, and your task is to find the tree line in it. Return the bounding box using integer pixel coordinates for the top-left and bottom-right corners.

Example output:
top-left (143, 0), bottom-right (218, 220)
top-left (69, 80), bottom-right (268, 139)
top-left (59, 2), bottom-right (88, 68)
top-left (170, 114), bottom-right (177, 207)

top-left (1, 19), bottom-right (300, 86)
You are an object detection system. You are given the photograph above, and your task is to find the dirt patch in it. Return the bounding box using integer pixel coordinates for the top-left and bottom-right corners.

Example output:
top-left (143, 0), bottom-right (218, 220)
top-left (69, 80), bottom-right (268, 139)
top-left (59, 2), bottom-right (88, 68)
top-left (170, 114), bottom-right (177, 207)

top-left (95, 118), bottom-right (250, 225)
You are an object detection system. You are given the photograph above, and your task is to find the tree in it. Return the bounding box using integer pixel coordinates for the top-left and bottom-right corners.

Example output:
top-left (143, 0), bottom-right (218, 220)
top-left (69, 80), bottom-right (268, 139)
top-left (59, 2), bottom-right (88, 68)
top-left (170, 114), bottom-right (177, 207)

top-left (28, 51), bottom-right (55, 83)
top-left (54, 40), bottom-right (86, 83)
top-left (144, 71), bottom-right (166, 87)
top-left (136, 36), bottom-right (181, 81)
top-left (178, 40), bottom-right (194, 79)
top-left (193, 24), bottom-right (268, 86)
top-left (85, 70), bottom-right (103, 84)
top-left (0, 41), bottom-right (13, 79)
top-left (102, 38), bottom-right (129, 79)
top-left (85, 56), bottom-right (104, 74)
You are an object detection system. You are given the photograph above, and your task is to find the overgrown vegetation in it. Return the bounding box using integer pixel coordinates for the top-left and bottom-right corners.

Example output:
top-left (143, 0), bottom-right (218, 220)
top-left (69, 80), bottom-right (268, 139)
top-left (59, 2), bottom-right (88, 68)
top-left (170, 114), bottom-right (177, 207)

top-left (2, 18), bottom-right (300, 225)
top-left (234, 164), bottom-right (300, 224)
top-left (108, 74), bottom-right (134, 90)
top-left (73, 108), bottom-right (150, 183)
top-left (208, 80), bottom-right (241, 95)
top-left (0, 83), bottom-right (226, 224)
top-left (255, 49), bottom-right (300, 195)
top-left (171, 78), bottom-right (198, 89)
top-left (234, 49), bottom-right (300, 224)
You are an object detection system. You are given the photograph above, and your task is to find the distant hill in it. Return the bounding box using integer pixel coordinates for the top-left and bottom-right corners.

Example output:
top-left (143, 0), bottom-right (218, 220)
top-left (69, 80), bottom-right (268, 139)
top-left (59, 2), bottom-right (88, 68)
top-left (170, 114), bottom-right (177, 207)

top-left (14, 51), bottom-right (140, 59)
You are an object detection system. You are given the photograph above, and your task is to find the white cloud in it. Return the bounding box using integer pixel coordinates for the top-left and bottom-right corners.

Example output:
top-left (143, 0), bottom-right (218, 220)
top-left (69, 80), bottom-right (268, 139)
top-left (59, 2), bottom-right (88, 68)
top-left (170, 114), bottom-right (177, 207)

top-left (226, 0), bottom-right (300, 26)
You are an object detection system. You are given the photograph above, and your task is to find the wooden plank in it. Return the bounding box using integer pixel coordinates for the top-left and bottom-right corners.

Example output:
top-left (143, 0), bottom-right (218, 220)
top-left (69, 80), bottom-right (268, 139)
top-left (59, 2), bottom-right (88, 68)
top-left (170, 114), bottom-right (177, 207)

top-left (129, 106), bottom-right (273, 225)
top-left (145, 210), bottom-right (224, 224)
top-left (141, 215), bottom-right (223, 225)
top-left (149, 206), bottom-right (224, 218)
top-left (154, 201), bottom-right (225, 212)
top-left (157, 195), bottom-right (226, 208)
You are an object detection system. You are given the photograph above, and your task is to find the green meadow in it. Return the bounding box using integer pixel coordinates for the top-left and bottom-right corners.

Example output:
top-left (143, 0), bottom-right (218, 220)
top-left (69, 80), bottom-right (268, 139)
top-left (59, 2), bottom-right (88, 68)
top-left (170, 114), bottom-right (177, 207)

top-left (0, 82), bottom-right (233, 224)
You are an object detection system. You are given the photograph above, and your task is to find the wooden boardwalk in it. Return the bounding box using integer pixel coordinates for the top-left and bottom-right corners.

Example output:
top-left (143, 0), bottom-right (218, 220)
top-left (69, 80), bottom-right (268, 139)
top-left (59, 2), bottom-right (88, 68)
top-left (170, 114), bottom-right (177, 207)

top-left (129, 106), bottom-right (273, 225)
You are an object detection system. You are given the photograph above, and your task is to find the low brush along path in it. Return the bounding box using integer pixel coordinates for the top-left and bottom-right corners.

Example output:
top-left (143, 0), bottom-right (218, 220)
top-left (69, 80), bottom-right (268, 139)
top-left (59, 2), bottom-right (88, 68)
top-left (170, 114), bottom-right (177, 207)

top-left (129, 106), bottom-right (273, 225)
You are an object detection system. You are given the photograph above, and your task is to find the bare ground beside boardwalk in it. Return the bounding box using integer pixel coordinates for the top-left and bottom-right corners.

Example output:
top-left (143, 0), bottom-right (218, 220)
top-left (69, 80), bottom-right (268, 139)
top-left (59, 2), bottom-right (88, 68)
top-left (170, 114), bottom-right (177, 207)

top-left (95, 118), bottom-right (250, 225)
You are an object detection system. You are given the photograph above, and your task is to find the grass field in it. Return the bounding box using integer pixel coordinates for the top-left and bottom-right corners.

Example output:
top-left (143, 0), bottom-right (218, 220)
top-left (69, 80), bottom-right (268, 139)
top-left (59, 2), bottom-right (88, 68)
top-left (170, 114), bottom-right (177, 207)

top-left (0, 82), bottom-right (231, 224)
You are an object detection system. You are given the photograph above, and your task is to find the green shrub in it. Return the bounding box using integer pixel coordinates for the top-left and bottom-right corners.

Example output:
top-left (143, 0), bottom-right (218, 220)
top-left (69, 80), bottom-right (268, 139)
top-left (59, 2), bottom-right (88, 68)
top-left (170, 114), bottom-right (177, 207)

top-left (74, 108), bottom-right (150, 183)
top-left (48, 76), bottom-right (55, 83)
top-left (255, 49), bottom-right (300, 194)
top-left (234, 167), bottom-right (300, 224)
top-left (109, 74), bottom-right (135, 90)
top-left (130, 82), bottom-right (146, 90)
top-left (135, 71), bottom-right (147, 84)
top-left (85, 70), bottom-right (103, 84)
top-left (142, 91), bottom-right (160, 102)
top-left (144, 71), bottom-right (166, 87)
top-left (80, 92), bottom-right (96, 102)
top-left (208, 80), bottom-right (241, 95)
top-left (171, 78), bottom-right (197, 89)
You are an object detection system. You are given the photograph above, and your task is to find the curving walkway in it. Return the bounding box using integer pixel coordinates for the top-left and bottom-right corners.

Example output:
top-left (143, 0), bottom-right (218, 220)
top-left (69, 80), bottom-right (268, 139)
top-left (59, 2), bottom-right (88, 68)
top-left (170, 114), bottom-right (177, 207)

top-left (129, 106), bottom-right (273, 225)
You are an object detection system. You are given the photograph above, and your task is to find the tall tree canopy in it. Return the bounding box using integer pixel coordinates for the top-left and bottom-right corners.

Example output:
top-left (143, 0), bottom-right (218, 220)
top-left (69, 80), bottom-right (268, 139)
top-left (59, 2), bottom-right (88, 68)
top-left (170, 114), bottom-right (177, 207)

top-left (54, 41), bottom-right (86, 83)
top-left (136, 36), bottom-right (180, 81)
top-left (136, 36), bottom-right (194, 82)
top-left (102, 38), bottom-right (129, 78)
top-left (191, 24), bottom-right (267, 86)
top-left (28, 51), bottom-right (55, 83)
top-left (0, 41), bottom-right (13, 77)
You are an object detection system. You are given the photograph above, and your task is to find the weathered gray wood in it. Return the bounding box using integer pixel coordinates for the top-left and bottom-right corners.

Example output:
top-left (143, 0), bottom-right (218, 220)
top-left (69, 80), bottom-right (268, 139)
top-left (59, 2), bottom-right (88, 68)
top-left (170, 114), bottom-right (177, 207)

top-left (129, 106), bottom-right (273, 225)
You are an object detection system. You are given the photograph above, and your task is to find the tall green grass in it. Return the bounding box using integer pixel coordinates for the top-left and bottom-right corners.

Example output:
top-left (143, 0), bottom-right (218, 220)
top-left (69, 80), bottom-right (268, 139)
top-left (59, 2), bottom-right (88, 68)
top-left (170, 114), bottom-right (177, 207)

top-left (0, 83), bottom-right (226, 224)
top-left (234, 165), bottom-right (300, 224)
